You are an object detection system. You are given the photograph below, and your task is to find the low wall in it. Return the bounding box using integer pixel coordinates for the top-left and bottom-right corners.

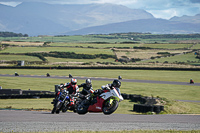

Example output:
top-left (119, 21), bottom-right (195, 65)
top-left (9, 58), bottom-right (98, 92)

top-left (0, 66), bottom-right (200, 71)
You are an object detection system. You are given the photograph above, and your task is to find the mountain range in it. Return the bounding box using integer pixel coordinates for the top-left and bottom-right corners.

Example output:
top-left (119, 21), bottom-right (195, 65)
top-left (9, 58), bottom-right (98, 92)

top-left (0, 2), bottom-right (200, 36)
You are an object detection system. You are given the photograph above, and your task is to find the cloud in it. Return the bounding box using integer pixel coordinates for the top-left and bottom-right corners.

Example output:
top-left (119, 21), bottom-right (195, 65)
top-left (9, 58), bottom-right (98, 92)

top-left (0, 0), bottom-right (200, 19)
top-left (0, 1), bottom-right (21, 7)
top-left (124, 0), bottom-right (200, 19)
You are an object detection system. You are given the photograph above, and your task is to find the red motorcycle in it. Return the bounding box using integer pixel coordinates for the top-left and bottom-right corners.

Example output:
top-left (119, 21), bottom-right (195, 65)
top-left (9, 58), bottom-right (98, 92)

top-left (76, 87), bottom-right (123, 115)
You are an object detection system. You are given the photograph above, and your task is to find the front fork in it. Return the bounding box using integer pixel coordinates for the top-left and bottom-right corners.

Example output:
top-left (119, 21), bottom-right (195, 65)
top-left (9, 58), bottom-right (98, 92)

top-left (105, 98), bottom-right (114, 107)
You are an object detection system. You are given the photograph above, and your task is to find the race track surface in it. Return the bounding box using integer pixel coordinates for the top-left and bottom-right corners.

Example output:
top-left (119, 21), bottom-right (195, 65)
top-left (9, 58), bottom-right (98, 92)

top-left (0, 110), bottom-right (200, 132)
top-left (0, 74), bottom-right (200, 86)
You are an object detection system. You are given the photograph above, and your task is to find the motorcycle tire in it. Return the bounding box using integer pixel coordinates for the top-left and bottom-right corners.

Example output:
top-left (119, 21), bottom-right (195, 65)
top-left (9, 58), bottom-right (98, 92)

top-left (51, 107), bottom-right (56, 114)
top-left (56, 110), bottom-right (60, 114)
top-left (51, 99), bottom-right (58, 114)
top-left (55, 101), bottom-right (62, 114)
top-left (62, 108), bottom-right (67, 112)
top-left (77, 100), bottom-right (89, 115)
top-left (102, 99), bottom-right (119, 115)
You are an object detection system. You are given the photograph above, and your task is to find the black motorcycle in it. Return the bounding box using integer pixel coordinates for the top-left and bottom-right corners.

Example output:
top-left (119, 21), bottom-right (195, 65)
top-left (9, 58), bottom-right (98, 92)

top-left (51, 90), bottom-right (83, 114)
top-left (51, 90), bottom-right (70, 114)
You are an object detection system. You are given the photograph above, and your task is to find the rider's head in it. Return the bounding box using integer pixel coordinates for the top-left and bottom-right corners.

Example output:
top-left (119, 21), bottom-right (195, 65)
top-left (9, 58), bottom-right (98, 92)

top-left (86, 79), bottom-right (92, 87)
top-left (112, 79), bottom-right (121, 88)
top-left (71, 78), bottom-right (77, 85)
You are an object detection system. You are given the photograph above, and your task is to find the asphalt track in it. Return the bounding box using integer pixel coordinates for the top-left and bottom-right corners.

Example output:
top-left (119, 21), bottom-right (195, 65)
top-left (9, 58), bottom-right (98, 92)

top-left (0, 110), bottom-right (200, 132)
top-left (0, 74), bottom-right (200, 86)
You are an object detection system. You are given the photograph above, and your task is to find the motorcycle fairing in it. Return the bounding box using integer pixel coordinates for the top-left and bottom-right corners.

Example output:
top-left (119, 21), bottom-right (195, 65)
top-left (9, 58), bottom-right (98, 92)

top-left (100, 88), bottom-right (123, 102)
top-left (88, 96), bottom-right (105, 112)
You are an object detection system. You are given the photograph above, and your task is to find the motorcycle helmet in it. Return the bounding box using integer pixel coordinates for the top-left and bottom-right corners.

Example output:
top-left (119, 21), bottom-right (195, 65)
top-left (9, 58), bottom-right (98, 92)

top-left (86, 79), bottom-right (91, 87)
top-left (112, 79), bottom-right (121, 88)
top-left (71, 78), bottom-right (77, 85)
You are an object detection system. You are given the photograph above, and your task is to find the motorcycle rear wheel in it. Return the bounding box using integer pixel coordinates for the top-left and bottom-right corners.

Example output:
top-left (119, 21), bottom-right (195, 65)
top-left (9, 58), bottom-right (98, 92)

top-left (102, 99), bottom-right (119, 115)
top-left (77, 100), bottom-right (89, 115)
top-left (62, 107), bottom-right (67, 112)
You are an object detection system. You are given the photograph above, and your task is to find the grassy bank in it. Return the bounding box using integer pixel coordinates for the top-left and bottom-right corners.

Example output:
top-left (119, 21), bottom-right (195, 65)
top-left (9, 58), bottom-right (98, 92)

top-left (0, 130), bottom-right (199, 133)
top-left (0, 98), bottom-right (200, 115)
top-left (0, 69), bottom-right (199, 82)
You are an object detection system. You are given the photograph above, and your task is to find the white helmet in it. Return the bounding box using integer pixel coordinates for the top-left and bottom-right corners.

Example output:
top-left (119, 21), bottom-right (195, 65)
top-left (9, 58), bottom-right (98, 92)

top-left (71, 78), bottom-right (77, 85)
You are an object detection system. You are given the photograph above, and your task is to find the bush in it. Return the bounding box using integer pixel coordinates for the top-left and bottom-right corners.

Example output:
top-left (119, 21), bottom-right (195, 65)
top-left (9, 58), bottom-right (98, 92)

top-left (157, 52), bottom-right (170, 55)
top-left (163, 61), bottom-right (168, 63)
top-left (25, 53), bottom-right (47, 61)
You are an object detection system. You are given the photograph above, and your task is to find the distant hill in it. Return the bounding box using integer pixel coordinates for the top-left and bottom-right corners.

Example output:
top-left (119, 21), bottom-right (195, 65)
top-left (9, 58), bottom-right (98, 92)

top-left (66, 18), bottom-right (200, 35)
top-left (0, 2), bottom-right (154, 36)
top-left (170, 14), bottom-right (200, 23)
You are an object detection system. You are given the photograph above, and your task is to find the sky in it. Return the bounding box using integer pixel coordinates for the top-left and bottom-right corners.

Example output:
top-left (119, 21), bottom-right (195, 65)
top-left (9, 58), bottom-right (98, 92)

top-left (0, 0), bottom-right (200, 19)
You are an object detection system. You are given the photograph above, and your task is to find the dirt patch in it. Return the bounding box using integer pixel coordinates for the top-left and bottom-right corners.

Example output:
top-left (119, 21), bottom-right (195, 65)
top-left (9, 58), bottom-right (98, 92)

top-left (115, 49), bottom-right (192, 60)
top-left (48, 62), bottom-right (84, 65)
top-left (2, 41), bottom-right (44, 46)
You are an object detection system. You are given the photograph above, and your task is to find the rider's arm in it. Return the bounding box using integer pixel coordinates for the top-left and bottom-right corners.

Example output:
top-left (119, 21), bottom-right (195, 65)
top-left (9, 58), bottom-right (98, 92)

top-left (63, 82), bottom-right (70, 87)
top-left (83, 87), bottom-right (94, 94)
top-left (74, 85), bottom-right (79, 96)
top-left (101, 84), bottom-right (111, 90)
top-left (78, 83), bottom-right (84, 88)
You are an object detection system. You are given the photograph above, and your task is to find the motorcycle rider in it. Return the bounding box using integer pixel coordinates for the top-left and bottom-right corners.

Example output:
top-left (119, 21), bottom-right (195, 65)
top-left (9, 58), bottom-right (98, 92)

top-left (62, 78), bottom-right (79, 105)
top-left (63, 78), bottom-right (79, 95)
top-left (100, 79), bottom-right (121, 94)
top-left (78, 79), bottom-right (94, 96)
top-left (89, 79), bottom-right (121, 104)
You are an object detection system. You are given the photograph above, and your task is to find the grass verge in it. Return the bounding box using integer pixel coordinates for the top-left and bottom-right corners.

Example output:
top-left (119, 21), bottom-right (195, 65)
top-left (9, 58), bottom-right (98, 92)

top-left (22, 130), bottom-right (200, 133)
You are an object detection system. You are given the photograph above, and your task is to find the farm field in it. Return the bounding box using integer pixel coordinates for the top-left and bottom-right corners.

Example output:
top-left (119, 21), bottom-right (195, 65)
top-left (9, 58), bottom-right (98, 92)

top-left (0, 42), bottom-right (199, 67)
top-left (0, 55), bottom-right (42, 62)
top-left (50, 42), bottom-right (140, 48)
top-left (1, 33), bottom-right (200, 67)
top-left (0, 46), bottom-right (114, 55)
top-left (142, 53), bottom-right (199, 64)
top-left (0, 69), bottom-right (199, 83)
top-left (141, 43), bottom-right (194, 49)
top-left (0, 35), bottom-right (131, 43)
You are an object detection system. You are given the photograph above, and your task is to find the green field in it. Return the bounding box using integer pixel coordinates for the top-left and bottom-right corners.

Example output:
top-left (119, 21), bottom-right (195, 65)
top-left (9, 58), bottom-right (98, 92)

top-left (46, 57), bottom-right (116, 64)
top-left (0, 35), bottom-right (132, 43)
top-left (0, 54), bottom-right (42, 61)
top-left (50, 43), bottom-right (140, 48)
top-left (1, 33), bottom-right (200, 67)
top-left (142, 53), bottom-right (200, 64)
top-left (0, 47), bottom-right (114, 55)
top-left (0, 44), bottom-right (199, 66)
top-left (0, 69), bottom-right (199, 82)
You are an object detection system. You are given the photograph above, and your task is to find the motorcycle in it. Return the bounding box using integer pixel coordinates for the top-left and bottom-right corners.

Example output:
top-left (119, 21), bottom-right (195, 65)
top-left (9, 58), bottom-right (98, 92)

top-left (51, 90), bottom-right (69, 114)
top-left (76, 87), bottom-right (123, 115)
top-left (51, 90), bottom-right (81, 114)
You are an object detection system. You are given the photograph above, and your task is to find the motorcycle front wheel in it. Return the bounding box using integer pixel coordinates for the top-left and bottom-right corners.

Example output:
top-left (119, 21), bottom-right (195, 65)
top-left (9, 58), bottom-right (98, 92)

top-left (55, 101), bottom-right (62, 114)
top-left (51, 99), bottom-right (58, 114)
top-left (102, 99), bottom-right (119, 115)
